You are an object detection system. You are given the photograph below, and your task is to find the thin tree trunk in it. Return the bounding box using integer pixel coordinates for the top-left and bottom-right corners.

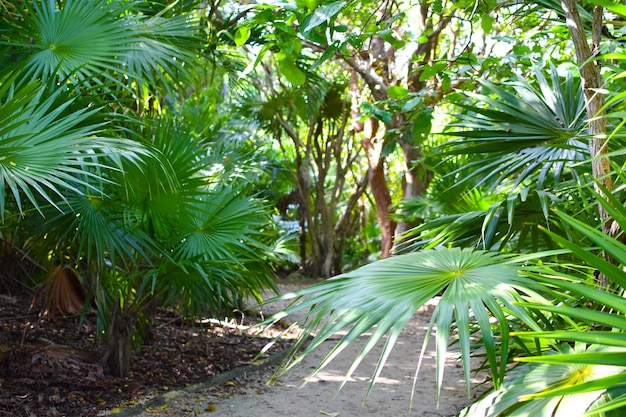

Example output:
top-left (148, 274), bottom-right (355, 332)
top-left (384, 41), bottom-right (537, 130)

top-left (561, 1), bottom-right (614, 287)
top-left (349, 70), bottom-right (395, 258)
top-left (394, 140), bottom-right (433, 244)
top-left (102, 303), bottom-right (134, 377)
top-left (334, 171), bottom-right (369, 273)
top-left (361, 118), bottom-right (395, 258)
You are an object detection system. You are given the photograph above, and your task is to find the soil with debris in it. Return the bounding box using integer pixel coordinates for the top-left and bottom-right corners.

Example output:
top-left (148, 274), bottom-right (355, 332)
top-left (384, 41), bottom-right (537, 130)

top-left (0, 292), bottom-right (294, 417)
top-left (1, 279), bottom-right (490, 417)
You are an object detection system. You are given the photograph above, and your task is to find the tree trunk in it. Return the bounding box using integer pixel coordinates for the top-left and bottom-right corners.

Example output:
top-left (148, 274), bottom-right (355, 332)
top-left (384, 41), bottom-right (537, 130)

top-left (349, 70), bottom-right (396, 258)
top-left (561, 1), bottom-right (614, 287)
top-left (102, 306), bottom-right (134, 377)
top-left (394, 140), bottom-right (433, 243)
top-left (334, 171), bottom-right (369, 273)
top-left (361, 118), bottom-right (395, 258)
top-left (279, 95), bottom-right (364, 277)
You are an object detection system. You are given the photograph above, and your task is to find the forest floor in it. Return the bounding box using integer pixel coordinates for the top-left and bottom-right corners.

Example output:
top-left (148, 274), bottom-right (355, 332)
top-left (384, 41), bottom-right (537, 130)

top-left (0, 277), bottom-right (489, 417)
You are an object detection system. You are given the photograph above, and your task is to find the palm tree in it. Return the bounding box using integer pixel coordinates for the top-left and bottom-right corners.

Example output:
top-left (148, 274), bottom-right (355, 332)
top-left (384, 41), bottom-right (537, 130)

top-left (0, 0), bottom-right (280, 376)
top-left (399, 64), bottom-right (598, 253)
top-left (459, 195), bottom-right (626, 416)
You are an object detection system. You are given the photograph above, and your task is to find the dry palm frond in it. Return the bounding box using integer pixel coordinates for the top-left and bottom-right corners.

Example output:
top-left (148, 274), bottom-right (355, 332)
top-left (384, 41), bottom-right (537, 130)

top-left (43, 266), bottom-right (89, 317)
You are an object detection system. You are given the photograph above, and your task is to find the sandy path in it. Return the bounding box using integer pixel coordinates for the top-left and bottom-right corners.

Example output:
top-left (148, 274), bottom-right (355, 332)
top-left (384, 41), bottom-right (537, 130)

top-left (110, 281), bottom-right (487, 417)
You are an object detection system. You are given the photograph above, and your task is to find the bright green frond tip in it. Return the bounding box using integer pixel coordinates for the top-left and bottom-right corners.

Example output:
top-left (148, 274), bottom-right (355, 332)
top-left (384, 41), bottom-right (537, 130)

top-left (269, 247), bottom-right (541, 409)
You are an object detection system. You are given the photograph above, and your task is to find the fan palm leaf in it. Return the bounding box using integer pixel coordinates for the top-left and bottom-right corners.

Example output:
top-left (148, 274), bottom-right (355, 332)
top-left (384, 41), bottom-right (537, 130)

top-left (404, 63), bottom-right (598, 254)
top-left (0, 76), bottom-right (150, 218)
top-left (458, 344), bottom-right (626, 417)
top-left (34, 191), bottom-right (157, 269)
top-left (266, 247), bottom-right (548, 406)
top-left (396, 187), bottom-right (567, 252)
top-left (173, 188), bottom-right (274, 264)
top-left (122, 12), bottom-right (199, 90)
top-left (0, 0), bottom-right (198, 91)
top-left (442, 64), bottom-right (588, 192)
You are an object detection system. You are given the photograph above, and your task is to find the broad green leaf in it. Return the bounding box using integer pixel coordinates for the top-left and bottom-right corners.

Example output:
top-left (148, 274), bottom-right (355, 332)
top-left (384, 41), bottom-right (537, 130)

top-left (311, 41), bottom-right (339, 70)
top-left (379, 28), bottom-right (405, 49)
top-left (361, 102), bottom-right (392, 124)
top-left (301, 1), bottom-right (345, 35)
top-left (481, 15), bottom-right (494, 34)
top-left (274, 21), bottom-right (297, 35)
top-left (387, 85), bottom-right (408, 98)
top-left (589, 0), bottom-right (626, 17)
top-left (402, 96), bottom-right (422, 111)
top-left (278, 58), bottom-right (306, 86)
top-left (234, 25), bottom-right (251, 46)
top-left (411, 110), bottom-right (433, 135)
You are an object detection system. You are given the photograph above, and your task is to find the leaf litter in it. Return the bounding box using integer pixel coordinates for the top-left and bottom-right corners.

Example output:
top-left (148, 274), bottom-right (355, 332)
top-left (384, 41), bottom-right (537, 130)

top-left (0, 292), bottom-right (294, 417)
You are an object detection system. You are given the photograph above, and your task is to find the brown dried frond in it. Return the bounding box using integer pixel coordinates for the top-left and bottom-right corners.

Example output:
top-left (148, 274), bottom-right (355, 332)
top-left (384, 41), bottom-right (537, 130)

top-left (42, 266), bottom-right (88, 317)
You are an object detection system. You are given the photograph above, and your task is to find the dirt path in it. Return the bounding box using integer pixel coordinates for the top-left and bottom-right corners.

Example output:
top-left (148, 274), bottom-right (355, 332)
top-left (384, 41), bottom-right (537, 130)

top-left (108, 281), bottom-right (487, 417)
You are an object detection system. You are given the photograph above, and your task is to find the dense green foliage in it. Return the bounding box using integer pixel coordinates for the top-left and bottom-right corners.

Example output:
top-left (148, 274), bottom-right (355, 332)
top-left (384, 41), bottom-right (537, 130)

top-left (2, 0), bottom-right (626, 414)
top-left (0, 0), bottom-right (280, 376)
top-left (249, 0), bottom-right (626, 415)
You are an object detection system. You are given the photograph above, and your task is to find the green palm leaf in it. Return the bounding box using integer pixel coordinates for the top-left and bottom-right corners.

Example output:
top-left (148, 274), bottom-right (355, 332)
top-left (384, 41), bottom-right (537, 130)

top-left (442, 64), bottom-right (588, 191)
top-left (459, 344), bottom-right (626, 417)
top-left (122, 12), bottom-right (199, 90)
top-left (267, 247), bottom-right (545, 406)
top-left (1, 0), bottom-right (198, 90)
top-left (174, 188), bottom-right (273, 264)
top-left (35, 192), bottom-right (157, 268)
top-left (0, 77), bottom-right (150, 217)
top-left (474, 192), bottom-right (626, 415)
top-left (408, 63), bottom-right (599, 255)
top-left (397, 187), bottom-right (567, 252)
top-left (3, 0), bottom-right (134, 83)
top-left (543, 208), bottom-right (626, 288)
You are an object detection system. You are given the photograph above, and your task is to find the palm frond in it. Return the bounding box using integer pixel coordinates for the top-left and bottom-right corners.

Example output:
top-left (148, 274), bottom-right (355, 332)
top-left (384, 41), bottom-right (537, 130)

top-left (467, 193), bottom-right (626, 415)
top-left (459, 344), bottom-right (626, 417)
top-left (396, 180), bottom-right (599, 254)
top-left (265, 248), bottom-right (546, 406)
top-left (2, 0), bottom-right (134, 84)
top-left (173, 188), bottom-right (273, 264)
top-left (0, 76), bottom-right (150, 218)
top-left (34, 192), bottom-right (157, 268)
top-left (121, 11), bottom-right (200, 91)
top-left (1, 0), bottom-right (199, 92)
top-left (442, 64), bottom-right (588, 191)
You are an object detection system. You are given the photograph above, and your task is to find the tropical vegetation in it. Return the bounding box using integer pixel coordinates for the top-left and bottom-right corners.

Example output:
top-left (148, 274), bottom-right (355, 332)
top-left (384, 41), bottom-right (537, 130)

top-left (1, 0), bottom-right (626, 415)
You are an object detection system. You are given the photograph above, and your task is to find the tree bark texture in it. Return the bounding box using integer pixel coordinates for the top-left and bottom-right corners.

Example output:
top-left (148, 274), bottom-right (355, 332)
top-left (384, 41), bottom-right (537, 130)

top-left (561, 0), bottom-right (614, 287)
top-left (361, 118), bottom-right (396, 258)
top-left (350, 70), bottom-right (396, 258)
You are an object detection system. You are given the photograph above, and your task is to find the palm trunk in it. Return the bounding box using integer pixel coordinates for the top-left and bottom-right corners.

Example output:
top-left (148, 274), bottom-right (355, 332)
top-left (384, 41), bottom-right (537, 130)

top-left (102, 301), bottom-right (135, 377)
